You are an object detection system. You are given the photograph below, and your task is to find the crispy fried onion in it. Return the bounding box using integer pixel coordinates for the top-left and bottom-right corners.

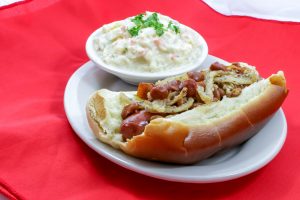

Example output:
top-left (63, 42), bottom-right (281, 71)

top-left (155, 73), bottom-right (189, 86)
top-left (197, 65), bottom-right (260, 103)
top-left (166, 88), bottom-right (187, 106)
top-left (214, 74), bottom-right (259, 85)
top-left (140, 98), bottom-right (194, 114)
top-left (139, 89), bottom-right (194, 114)
top-left (201, 71), bottom-right (217, 103)
top-left (197, 86), bottom-right (211, 104)
top-left (137, 63), bottom-right (260, 113)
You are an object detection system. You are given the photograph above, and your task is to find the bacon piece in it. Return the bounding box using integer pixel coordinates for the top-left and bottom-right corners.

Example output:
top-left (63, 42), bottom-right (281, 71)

top-left (137, 82), bottom-right (154, 99)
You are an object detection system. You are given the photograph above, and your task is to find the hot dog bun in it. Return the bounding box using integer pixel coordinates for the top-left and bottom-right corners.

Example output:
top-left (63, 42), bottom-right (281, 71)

top-left (86, 64), bottom-right (288, 164)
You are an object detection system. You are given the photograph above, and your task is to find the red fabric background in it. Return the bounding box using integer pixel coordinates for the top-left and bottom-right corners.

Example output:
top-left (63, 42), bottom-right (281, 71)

top-left (0, 0), bottom-right (299, 199)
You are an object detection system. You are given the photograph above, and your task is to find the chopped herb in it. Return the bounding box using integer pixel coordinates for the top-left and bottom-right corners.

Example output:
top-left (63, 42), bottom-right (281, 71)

top-left (128, 26), bottom-right (141, 36)
top-left (131, 13), bottom-right (145, 26)
top-left (143, 12), bottom-right (159, 27)
top-left (155, 26), bottom-right (165, 36)
top-left (168, 21), bottom-right (180, 34)
top-left (128, 12), bottom-right (179, 37)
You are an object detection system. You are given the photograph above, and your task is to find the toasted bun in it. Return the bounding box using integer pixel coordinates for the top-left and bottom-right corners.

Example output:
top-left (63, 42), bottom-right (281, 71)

top-left (86, 71), bottom-right (288, 164)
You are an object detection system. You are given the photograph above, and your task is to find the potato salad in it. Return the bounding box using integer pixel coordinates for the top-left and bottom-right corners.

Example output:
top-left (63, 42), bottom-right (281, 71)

top-left (93, 12), bottom-right (203, 72)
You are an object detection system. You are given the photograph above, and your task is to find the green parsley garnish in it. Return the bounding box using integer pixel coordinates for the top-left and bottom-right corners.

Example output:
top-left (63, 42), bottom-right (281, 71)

top-left (131, 13), bottom-right (145, 26)
top-left (128, 26), bottom-right (140, 37)
top-left (168, 21), bottom-right (180, 34)
top-left (128, 12), bottom-right (180, 37)
top-left (155, 26), bottom-right (165, 36)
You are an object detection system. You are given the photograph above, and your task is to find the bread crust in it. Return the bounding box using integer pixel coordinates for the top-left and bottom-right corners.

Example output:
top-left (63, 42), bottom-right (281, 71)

top-left (86, 72), bottom-right (288, 164)
top-left (86, 92), bottom-right (124, 149)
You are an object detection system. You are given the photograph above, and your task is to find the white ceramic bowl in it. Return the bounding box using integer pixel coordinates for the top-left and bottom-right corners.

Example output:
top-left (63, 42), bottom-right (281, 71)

top-left (86, 25), bottom-right (208, 85)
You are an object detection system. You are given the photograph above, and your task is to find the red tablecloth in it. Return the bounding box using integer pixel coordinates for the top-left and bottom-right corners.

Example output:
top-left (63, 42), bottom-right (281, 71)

top-left (0, 0), bottom-right (299, 199)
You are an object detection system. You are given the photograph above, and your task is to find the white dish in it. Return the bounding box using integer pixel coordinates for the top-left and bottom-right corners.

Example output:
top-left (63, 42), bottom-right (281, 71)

top-left (85, 21), bottom-right (208, 85)
top-left (64, 55), bottom-right (287, 183)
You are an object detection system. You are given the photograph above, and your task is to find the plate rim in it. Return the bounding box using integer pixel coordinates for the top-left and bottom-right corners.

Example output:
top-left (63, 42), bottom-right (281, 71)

top-left (64, 55), bottom-right (287, 183)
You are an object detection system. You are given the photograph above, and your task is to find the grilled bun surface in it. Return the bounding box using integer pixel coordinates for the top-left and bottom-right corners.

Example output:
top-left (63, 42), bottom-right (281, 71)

top-left (86, 62), bottom-right (288, 164)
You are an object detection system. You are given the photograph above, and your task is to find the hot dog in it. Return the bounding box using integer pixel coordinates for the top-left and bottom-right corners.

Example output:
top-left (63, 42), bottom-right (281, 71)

top-left (86, 62), bottom-right (288, 164)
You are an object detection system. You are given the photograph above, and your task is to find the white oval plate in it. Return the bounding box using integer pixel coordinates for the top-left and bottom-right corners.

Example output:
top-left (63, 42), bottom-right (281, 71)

top-left (64, 55), bottom-right (287, 183)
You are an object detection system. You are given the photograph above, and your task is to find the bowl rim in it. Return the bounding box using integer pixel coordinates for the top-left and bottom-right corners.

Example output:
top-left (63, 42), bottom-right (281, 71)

top-left (85, 24), bottom-right (209, 79)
